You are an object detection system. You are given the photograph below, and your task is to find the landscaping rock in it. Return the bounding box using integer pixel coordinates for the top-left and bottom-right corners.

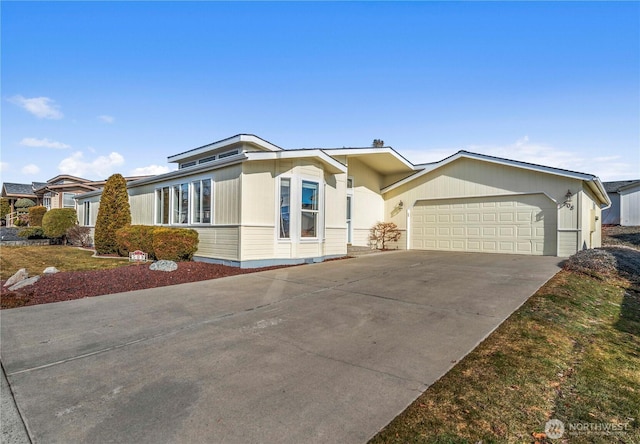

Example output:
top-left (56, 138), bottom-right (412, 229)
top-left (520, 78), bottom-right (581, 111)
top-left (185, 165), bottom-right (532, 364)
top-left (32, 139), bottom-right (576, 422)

top-left (9, 275), bottom-right (40, 291)
top-left (4, 268), bottom-right (28, 287)
top-left (43, 267), bottom-right (60, 275)
top-left (149, 260), bottom-right (178, 272)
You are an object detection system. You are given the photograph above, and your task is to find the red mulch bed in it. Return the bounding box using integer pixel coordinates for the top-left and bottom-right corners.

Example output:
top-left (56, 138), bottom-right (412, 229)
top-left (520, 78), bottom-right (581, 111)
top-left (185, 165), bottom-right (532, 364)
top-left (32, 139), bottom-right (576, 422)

top-left (0, 262), bottom-right (289, 310)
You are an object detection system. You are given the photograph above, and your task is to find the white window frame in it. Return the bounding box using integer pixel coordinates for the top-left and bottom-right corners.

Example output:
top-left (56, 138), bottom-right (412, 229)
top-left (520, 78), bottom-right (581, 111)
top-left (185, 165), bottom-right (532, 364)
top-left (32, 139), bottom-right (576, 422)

top-left (155, 186), bottom-right (171, 225)
top-left (172, 183), bottom-right (190, 224)
top-left (155, 175), bottom-right (214, 226)
top-left (278, 176), bottom-right (292, 240)
top-left (62, 192), bottom-right (76, 208)
top-left (83, 202), bottom-right (91, 226)
top-left (190, 178), bottom-right (213, 225)
top-left (275, 175), bottom-right (324, 243)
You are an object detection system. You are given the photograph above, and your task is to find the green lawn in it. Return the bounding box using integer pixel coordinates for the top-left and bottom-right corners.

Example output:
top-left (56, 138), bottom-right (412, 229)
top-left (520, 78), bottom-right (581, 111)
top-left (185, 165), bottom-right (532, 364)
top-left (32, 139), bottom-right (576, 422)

top-left (370, 262), bottom-right (640, 443)
top-left (1, 246), bottom-right (130, 280)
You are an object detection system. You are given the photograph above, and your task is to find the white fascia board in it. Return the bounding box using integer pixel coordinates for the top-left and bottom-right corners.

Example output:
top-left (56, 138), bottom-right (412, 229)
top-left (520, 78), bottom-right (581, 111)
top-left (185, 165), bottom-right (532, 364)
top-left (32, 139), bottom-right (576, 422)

top-left (325, 147), bottom-right (417, 170)
top-left (588, 178), bottom-right (612, 209)
top-left (167, 134), bottom-right (282, 163)
top-left (127, 155), bottom-right (247, 189)
top-left (75, 154), bottom-right (249, 200)
top-left (246, 150), bottom-right (347, 174)
top-left (383, 151), bottom-right (598, 194)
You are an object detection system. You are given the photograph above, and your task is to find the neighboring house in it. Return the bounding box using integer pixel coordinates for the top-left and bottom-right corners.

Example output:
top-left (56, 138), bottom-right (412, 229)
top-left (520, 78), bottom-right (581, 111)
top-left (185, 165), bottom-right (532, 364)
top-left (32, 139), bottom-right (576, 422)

top-left (75, 134), bottom-right (610, 267)
top-left (1, 182), bottom-right (48, 213)
top-left (2, 175), bottom-right (147, 226)
top-left (602, 180), bottom-right (640, 226)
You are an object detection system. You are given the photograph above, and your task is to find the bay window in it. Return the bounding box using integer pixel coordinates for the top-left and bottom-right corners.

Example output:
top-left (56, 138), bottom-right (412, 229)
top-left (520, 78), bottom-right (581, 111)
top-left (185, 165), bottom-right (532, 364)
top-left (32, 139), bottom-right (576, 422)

top-left (278, 177), bottom-right (322, 240)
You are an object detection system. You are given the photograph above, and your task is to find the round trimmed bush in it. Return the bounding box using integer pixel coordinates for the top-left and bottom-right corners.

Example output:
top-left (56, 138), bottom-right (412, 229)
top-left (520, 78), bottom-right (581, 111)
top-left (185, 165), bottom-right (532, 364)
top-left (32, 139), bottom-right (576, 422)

top-left (42, 208), bottom-right (78, 241)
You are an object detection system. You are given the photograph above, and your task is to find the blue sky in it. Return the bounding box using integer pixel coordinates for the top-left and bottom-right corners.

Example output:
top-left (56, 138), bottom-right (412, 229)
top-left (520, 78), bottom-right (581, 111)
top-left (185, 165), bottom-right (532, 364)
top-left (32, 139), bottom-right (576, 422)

top-left (1, 1), bottom-right (638, 184)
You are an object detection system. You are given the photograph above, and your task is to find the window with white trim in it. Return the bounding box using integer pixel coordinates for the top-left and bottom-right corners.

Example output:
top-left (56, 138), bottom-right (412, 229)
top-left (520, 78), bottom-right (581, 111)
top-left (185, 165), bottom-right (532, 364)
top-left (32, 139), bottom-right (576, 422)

top-left (63, 192), bottom-right (76, 208)
top-left (279, 178), bottom-right (290, 239)
top-left (83, 202), bottom-right (90, 225)
top-left (301, 181), bottom-right (319, 238)
top-left (191, 179), bottom-right (212, 224)
top-left (156, 187), bottom-right (170, 224)
top-left (172, 183), bottom-right (189, 224)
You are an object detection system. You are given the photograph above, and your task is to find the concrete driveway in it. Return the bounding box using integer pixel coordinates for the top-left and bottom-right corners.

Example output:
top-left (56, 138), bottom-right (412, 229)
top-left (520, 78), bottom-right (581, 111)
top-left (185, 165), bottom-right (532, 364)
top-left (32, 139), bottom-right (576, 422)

top-left (1, 251), bottom-right (561, 444)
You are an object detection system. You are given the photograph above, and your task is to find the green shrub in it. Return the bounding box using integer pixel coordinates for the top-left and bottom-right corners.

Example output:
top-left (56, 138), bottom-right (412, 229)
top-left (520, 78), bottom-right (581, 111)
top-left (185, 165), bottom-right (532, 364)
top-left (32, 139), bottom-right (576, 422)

top-left (13, 214), bottom-right (29, 227)
top-left (94, 173), bottom-right (131, 254)
top-left (152, 228), bottom-right (199, 261)
top-left (17, 227), bottom-right (47, 239)
top-left (42, 208), bottom-right (78, 242)
top-left (115, 225), bottom-right (156, 259)
top-left (0, 198), bottom-right (10, 223)
top-left (28, 206), bottom-right (47, 226)
top-left (14, 198), bottom-right (35, 209)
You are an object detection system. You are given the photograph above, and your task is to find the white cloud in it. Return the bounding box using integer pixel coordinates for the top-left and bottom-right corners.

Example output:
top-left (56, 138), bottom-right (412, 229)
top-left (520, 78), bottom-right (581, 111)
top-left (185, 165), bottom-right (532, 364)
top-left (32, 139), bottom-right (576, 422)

top-left (9, 95), bottom-right (63, 119)
top-left (58, 151), bottom-right (125, 178)
top-left (0, 162), bottom-right (9, 172)
top-left (402, 136), bottom-right (637, 182)
top-left (21, 164), bottom-right (41, 175)
top-left (129, 164), bottom-right (173, 176)
top-left (98, 115), bottom-right (115, 124)
top-left (20, 137), bottom-right (70, 149)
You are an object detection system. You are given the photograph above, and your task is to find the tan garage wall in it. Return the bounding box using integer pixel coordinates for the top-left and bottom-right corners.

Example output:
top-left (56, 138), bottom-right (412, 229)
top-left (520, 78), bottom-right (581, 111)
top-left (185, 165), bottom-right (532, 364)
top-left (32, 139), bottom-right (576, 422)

top-left (384, 157), bottom-right (584, 255)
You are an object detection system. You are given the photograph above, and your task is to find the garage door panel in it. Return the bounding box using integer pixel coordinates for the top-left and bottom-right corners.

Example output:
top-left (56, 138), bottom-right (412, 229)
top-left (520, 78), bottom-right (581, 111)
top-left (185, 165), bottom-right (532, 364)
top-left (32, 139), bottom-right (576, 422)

top-left (411, 194), bottom-right (557, 256)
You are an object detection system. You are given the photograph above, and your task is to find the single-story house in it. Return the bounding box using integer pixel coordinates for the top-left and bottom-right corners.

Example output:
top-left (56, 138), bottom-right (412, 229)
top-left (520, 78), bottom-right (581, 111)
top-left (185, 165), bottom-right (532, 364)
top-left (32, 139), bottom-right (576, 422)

top-left (602, 180), bottom-right (640, 226)
top-left (75, 134), bottom-right (610, 267)
top-left (2, 175), bottom-right (148, 226)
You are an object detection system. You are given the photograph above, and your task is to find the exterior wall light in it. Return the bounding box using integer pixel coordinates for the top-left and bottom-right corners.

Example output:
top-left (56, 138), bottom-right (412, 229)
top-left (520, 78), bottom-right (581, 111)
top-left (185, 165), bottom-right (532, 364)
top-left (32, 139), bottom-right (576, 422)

top-left (562, 190), bottom-right (574, 210)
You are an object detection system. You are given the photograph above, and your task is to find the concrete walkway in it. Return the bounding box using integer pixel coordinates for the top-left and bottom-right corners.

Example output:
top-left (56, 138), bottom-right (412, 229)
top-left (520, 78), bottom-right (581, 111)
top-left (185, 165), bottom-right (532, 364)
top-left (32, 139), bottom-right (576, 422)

top-left (1, 251), bottom-right (562, 444)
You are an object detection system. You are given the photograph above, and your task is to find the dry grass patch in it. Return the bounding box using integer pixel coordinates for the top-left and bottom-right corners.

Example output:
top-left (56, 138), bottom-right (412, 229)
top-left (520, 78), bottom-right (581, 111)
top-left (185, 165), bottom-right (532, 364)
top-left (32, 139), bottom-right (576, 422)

top-left (0, 246), bottom-right (130, 280)
top-left (371, 258), bottom-right (640, 443)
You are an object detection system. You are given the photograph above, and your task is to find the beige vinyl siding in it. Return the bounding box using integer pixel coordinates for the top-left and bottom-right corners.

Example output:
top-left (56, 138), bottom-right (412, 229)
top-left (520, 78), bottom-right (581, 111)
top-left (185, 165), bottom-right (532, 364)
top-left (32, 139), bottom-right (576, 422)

top-left (579, 187), bottom-right (602, 250)
top-left (239, 159), bottom-right (346, 261)
top-left (76, 196), bottom-right (101, 226)
top-left (385, 158), bottom-right (582, 254)
top-left (214, 165), bottom-right (241, 225)
top-left (347, 158), bottom-right (385, 246)
top-left (192, 227), bottom-right (239, 261)
top-left (128, 184), bottom-right (155, 224)
top-left (323, 227), bottom-right (348, 256)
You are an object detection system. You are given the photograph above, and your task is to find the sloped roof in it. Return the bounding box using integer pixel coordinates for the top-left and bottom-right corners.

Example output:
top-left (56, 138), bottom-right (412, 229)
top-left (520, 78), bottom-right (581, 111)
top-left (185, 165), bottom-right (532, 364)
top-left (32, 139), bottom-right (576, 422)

top-left (382, 150), bottom-right (610, 207)
top-left (603, 180), bottom-right (640, 193)
top-left (2, 183), bottom-right (37, 196)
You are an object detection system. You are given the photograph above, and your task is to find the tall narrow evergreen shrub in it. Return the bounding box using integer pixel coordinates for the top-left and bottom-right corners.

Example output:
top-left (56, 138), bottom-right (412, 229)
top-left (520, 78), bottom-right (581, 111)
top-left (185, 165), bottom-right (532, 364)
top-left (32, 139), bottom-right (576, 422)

top-left (94, 174), bottom-right (131, 254)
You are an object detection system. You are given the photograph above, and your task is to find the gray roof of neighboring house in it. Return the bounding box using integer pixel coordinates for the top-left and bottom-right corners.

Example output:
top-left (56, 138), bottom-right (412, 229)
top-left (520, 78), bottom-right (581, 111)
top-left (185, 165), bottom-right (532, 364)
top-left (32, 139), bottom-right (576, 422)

top-left (2, 182), bottom-right (37, 196)
top-left (603, 180), bottom-right (640, 193)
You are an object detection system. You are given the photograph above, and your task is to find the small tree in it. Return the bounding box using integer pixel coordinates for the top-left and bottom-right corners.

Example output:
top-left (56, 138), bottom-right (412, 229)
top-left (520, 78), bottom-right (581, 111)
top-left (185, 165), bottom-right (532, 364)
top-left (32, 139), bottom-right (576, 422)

top-left (15, 198), bottom-right (36, 209)
top-left (28, 206), bottom-right (47, 226)
top-left (42, 208), bottom-right (78, 243)
top-left (0, 198), bottom-right (10, 225)
top-left (94, 173), bottom-right (131, 254)
top-left (369, 221), bottom-right (401, 250)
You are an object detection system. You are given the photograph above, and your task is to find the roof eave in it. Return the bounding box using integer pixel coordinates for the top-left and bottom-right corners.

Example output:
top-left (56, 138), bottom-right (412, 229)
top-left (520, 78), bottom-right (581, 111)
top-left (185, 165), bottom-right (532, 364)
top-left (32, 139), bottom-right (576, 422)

top-left (246, 150), bottom-right (347, 174)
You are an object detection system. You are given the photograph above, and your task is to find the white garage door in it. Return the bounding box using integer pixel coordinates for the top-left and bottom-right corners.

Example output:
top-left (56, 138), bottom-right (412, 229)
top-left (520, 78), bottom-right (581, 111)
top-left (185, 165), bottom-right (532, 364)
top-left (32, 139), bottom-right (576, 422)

top-left (410, 194), bottom-right (557, 255)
